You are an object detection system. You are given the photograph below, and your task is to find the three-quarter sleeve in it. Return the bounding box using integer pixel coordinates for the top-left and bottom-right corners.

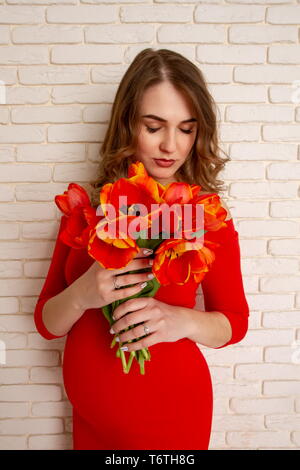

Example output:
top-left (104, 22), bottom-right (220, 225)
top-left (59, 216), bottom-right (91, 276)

top-left (33, 214), bottom-right (71, 340)
top-left (200, 218), bottom-right (249, 349)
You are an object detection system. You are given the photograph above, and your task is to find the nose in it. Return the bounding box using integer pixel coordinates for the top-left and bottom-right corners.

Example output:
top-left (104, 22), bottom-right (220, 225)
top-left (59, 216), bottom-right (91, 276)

top-left (159, 130), bottom-right (177, 154)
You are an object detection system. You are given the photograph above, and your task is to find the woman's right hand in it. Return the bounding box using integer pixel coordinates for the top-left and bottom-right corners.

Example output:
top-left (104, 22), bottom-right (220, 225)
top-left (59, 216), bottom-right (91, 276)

top-left (71, 248), bottom-right (154, 311)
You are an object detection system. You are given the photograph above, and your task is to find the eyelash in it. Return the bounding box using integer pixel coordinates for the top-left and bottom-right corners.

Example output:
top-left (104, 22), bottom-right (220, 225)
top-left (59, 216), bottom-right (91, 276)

top-left (146, 126), bottom-right (193, 135)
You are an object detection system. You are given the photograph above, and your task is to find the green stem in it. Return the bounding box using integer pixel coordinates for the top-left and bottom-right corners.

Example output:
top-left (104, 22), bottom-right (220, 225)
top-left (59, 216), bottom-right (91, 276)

top-left (138, 351), bottom-right (145, 375)
top-left (119, 347), bottom-right (128, 373)
top-left (126, 351), bottom-right (136, 374)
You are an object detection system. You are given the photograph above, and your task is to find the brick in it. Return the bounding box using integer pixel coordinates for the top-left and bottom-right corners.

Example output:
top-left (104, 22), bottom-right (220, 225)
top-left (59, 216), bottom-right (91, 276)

top-left (51, 45), bottom-right (122, 64)
top-left (17, 143), bottom-right (85, 162)
top-left (47, 5), bottom-right (117, 23)
top-left (0, 278), bottom-right (40, 295)
top-left (0, 241), bottom-right (56, 259)
top-left (12, 25), bottom-right (82, 44)
top-left (0, 384), bottom-right (61, 401)
top-left (16, 183), bottom-right (69, 201)
top-left (243, 256), bottom-right (297, 274)
top-left (226, 105), bottom-right (293, 122)
top-left (197, 45), bottom-right (265, 64)
top-left (238, 220), bottom-right (299, 237)
top-left (0, 6), bottom-right (45, 24)
top-left (19, 66), bottom-right (88, 85)
top-left (53, 162), bottom-right (98, 182)
top-left (236, 363), bottom-right (300, 381)
top-left (157, 24), bottom-right (225, 44)
top-left (24, 260), bottom-right (50, 277)
top-left (0, 402), bottom-right (28, 418)
top-left (0, 146), bottom-right (15, 162)
top-left (28, 433), bottom-right (71, 451)
top-left (225, 201), bottom-right (268, 218)
top-left (269, 239), bottom-right (300, 256)
top-left (51, 85), bottom-right (115, 104)
top-left (0, 297), bottom-right (19, 313)
top-left (0, 163), bottom-right (51, 182)
top-left (261, 276), bottom-right (300, 292)
top-left (230, 182), bottom-right (299, 198)
top-left (195, 4), bottom-right (265, 23)
top-left (0, 26), bottom-right (9, 44)
top-left (263, 125), bottom-right (300, 142)
top-left (30, 366), bottom-right (62, 383)
top-left (271, 200), bottom-right (300, 217)
top-left (121, 4), bottom-right (193, 22)
top-left (264, 381), bottom-right (300, 396)
top-left (21, 221), bottom-right (59, 240)
top-left (0, 185), bottom-right (14, 201)
top-left (269, 45), bottom-right (300, 64)
top-left (211, 84), bottom-right (266, 102)
top-left (85, 24), bottom-right (154, 43)
top-left (0, 126), bottom-right (45, 143)
top-left (11, 105), bottom-right (81, 124)
top-left (0, 418), bottom-right (63, 435)
top-left (229, 25), bottom-right (298, 44)
top-left (235, 65), bottom-right (300, 83)
top-left (0, 46), bottom-right (48, 65)
top-left (48, 124), bottom-right (103, 142)
top-left (0, 224), bottom-right (19, 239)
top-left (0, 203), bottom-right (55, 221)
top-left (263, 311), bottom-right (300, 328)
top-left (0, 261), bottom-right (22, 278)
top-left (265, 346), bottom-right (299, 363)
top-left (6, 87), bottom-right (49, 105)
top-left (220, 124), bottom-right (260, 141)
top-left (269, 85), bottom-right (299, 103)
top-left (266, 414), bottom-right (300, 431)
top-left (267, 163), bottom-right (300, 180)
top-left (230, 143), bottom-right (298, 161)
top-left (222, 161), bottom-right (264, 179)
top-left (267, 5), bottom-right (300, 25)
top-left (246, 294), bottom-right (294, 310)
top-left (227, 431), bottom-right (291, 448)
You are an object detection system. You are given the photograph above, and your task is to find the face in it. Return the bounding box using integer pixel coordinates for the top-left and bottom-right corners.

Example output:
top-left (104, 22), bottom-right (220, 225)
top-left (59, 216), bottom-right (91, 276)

top-left (134, 81), bottom-right (198, 187)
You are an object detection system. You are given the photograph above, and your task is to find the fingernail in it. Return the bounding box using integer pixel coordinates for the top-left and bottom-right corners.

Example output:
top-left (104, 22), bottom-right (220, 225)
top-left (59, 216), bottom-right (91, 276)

top-left (143, 249), bottom-right (153, 255)
top-left (149, 259), bottom-right (153, 266)
top-left (147, 273), bottom-right (154, 279)
top-left (109, 327), bottom-right (114, 334)
top-left (120, 346), bottom-right (128, 351)
top-left (140, 282), bottom-right (147, 289)
top-left (115, 336), bottom-right (120, 342)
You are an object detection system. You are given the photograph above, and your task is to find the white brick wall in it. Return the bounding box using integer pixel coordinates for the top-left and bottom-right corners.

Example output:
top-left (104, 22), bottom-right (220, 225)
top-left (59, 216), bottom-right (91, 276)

top-left (0, 0), bottom-right (299, 451)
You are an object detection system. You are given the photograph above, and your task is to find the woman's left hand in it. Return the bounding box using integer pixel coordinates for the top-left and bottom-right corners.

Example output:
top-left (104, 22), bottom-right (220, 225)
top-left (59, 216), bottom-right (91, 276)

top-left (109, 297), bottom-right (190, 352)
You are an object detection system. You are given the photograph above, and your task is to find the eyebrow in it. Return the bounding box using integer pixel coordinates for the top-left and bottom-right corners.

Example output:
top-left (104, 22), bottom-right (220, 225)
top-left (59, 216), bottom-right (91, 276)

top-left (141, 114), bottom-right (197, 124)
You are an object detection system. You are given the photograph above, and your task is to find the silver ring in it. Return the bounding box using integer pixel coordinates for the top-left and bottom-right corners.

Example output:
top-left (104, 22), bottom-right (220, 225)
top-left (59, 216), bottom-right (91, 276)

top-left (113, 276), bottom-right (120, 290)
top-left (143, 324), bottom-right (150, 335)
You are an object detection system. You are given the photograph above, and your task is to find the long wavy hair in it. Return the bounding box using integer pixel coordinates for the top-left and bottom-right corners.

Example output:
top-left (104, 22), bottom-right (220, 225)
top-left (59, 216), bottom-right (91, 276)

top-left (88, 48), bottom-right (230, 208)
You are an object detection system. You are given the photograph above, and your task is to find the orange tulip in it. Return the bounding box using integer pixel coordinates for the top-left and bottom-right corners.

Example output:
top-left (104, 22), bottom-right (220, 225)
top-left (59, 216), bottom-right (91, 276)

top-left (153, 237), bottom-right (221, 286)
top-left (55, 183), bottom-right (102, 249)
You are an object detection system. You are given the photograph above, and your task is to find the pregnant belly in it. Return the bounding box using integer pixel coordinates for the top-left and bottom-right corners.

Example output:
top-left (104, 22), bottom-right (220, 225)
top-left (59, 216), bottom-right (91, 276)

top-left (62, 308), bottom-right (213, 432)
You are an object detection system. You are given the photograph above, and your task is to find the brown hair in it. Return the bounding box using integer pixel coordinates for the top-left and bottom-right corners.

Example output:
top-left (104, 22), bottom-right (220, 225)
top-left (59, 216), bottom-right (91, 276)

top-left (88, 48), bottom-right (230, 208)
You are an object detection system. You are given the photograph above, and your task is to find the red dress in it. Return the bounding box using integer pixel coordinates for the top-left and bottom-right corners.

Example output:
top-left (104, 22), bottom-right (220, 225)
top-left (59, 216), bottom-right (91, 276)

top-left (34, 213), bottom-right (249, 450)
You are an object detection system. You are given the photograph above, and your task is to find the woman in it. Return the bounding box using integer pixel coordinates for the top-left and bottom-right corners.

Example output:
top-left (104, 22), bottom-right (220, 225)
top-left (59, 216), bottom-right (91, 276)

top-left (34, 48), bottom-right (249, 450)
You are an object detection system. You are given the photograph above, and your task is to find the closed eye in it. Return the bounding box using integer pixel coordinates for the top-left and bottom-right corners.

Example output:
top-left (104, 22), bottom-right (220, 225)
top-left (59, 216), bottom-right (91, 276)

top-left (146, 126), bottom-right (193, 135)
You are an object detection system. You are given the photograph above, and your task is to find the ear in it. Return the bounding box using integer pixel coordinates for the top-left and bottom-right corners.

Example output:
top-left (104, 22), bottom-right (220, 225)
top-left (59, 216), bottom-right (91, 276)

top-left (220, 198), bottom-right (232, 221)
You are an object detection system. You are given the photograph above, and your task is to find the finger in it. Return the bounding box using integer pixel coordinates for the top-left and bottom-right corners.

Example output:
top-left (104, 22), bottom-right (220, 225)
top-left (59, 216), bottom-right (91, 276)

top-left (134, 247), bottom-right (153, 259)
top-left (112, 269), bottom-right (154, 291)
top-left (113, 297), bottom-right (149, 321)
top-left (111, 307), bottom-right (150, 336)
top-left (113, 280), bottom-right (149, 301)
top-left (117, 320), bottom-right (156, 344)
top-left (119, 331), bottom-right (158, 352)
top-left (111, 256), bottom-right (152, 275)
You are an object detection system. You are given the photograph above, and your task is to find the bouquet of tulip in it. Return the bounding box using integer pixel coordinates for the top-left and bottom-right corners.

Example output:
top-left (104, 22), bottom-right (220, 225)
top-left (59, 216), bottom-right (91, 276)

top-left (54, 160), bottom-right (228, 374)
